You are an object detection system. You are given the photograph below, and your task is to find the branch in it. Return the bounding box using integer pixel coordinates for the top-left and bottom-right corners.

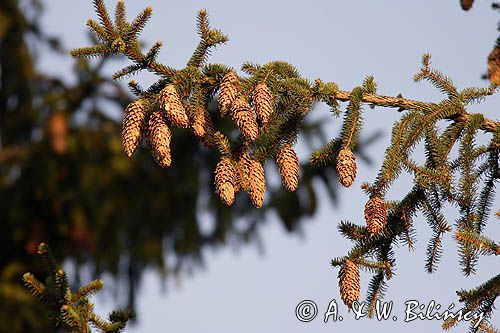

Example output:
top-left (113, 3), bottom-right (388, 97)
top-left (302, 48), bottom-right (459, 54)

top-left (334, 90), bottom-right (500, 133)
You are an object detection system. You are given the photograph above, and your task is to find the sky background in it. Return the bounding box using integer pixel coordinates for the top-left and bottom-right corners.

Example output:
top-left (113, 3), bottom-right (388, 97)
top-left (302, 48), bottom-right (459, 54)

top-left (39, 1), bottom-right (499, 332)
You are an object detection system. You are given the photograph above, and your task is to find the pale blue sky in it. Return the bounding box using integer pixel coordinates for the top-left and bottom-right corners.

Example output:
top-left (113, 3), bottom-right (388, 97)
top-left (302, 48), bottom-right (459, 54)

top-left (40, 1), bottom-right (499, 332)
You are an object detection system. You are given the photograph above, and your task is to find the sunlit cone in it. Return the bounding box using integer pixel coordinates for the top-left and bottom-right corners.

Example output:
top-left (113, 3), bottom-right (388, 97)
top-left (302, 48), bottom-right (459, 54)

top-left (159, 84), bottom-right (189, 128)
top-left (215, 158), bottom-right (236, 206)
top-left (218, 70), bottom-right (239, 116)
top-left (364, 196), bottom-right (387, 235)
top-left (122, 100), bottom-right (147, 157)
top-left (148, 111), bottom-right (172, 168)
top-left (231, 98), bottom-right (258, 141)
top-left (488, 45), bottom-right (500, 86)
top-left (192, 106), bottom-right (213, 137)
top-left (336, 147), bottom-right (357, 187)
top-left (276, 144), bottom-right (299, 191)
top-left (460, 0), bottom-right (474, 10)
top-left (236, 150), bottom-right (252, 191)
top-left (252, 83), bottom-right (273, 127)
top-left (248, 159), bottom-right (266, 208)
top-left (193, 108), bottom-right (216, 149)
top-left (338, 259), bottom-right (360, 309)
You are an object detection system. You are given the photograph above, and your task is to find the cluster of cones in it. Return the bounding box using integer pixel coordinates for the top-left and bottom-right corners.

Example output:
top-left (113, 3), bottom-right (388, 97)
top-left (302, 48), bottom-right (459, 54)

top-left (121, 70), bottom-right (301, 208)
top-left (335, 147), bottom-right (387, 308)
top-left (337, 197), bottom-right (387, 308)
top-left (214, 70), bottom-right (300, 208)
top-left (121, 75), bottom-right (389, 310)
top-left (121, 84), bottom-right (192, 168)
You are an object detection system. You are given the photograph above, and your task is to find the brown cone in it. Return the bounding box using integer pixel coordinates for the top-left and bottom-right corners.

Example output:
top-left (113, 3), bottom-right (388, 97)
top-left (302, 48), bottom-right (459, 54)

top-left (236, 151), bottom-right (252, 191)
top-left (231, 98), bottom-right (258, 142)
top-left (336, 147), bottom-right (357, 187)
top-left (276, 144), bottom-right (299, 192)
top-left (48, 113), bottom-right (68, 155)
top-left (159, 85), bottom-right (189, 128)
top-left (219, 70), bottom-right (239, 116)
top-left (488, 45), bottom-right (500, 86)
top-left (193, 108), bottom-right (216, 149)
top-left (248, 159), bottom-right (266, 208)
top-left (252, 83), bottom-right (273, 127)
top-left (338, 259), bottom-right (360, 309)
top-left (192, 106), bottom-right (213, 137)
top-left (215, 158), bottom-right (236, 206)
top-left (122, 100), bottom-right (147, 157)
top-left (148, 111), bottom-right (172, 168)
top-left (460, 0), bottom-right (474, 10)
top-left (364, 196), bottom-right (387, 235)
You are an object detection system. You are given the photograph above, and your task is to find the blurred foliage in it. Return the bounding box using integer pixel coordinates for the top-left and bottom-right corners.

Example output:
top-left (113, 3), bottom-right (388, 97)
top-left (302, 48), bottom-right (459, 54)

top-left (23, 243), bottom-right (134, 332)
top-left (0, 0), bottom-right (377, 331)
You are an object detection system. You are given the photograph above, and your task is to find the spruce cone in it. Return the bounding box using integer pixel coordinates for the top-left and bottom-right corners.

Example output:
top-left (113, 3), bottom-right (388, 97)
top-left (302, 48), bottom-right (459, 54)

top-left (338, 259), bottom-right (360, 309)
top-left (364, 196), bottom-right (387, 235)
top-left (159, 85), bottom-right (189, 128)
top-left (215, 158), bottom-right (236, 206)
top-left (336, 147), bottom-right (357, 187)
top-left (460, 0), bottom-right (474, 10)
top-left (236, 151), bottom-right (252, 191)
top-left (192, 107), bottom-right (213, 138)
top-left (194, 109), bottom-right (216, 149)
top-left (488, 45), bottom-right (500, 86)
top-left (148, 111), bottom-right (172, 168)
top-left (122, 100), bottom-right (147, 157)
top-left (276, 144), bottom-right (299, 192)
top-left (248, 159), bottom-right (266, 208)
top-left (48, 113), bottom-right (68, 155)
top-left (252, 83), bottom-right (273, 127)
top-left (218, 70), bottom-right (239, 116)
top-left (231, 98), bottom-right (258, 142)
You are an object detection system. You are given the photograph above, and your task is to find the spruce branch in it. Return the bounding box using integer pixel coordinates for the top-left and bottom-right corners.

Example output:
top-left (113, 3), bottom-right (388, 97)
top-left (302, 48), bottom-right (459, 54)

top-left (125, 6), bottom-right (152, 42)
top-left (93, 0), bottom-right (115, 37)
top-left (454, 231), bottom-right (500, 256)
top-left (70, 5), bottom-right (500, 331)
top-left (23, 243), bottom-right (134, 332)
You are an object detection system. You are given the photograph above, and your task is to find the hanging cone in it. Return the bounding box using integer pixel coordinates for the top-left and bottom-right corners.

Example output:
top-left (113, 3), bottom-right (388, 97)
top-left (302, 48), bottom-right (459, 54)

top-left (252, 83), bottom-right (273, 127)
top-left (122, 100), bottom-right (147, 157)
top-left (248, 159), bottom-right (266, 208)
top-left (214, 158), bottom-right (236, 206)
top-left (193, 108), bottom-right (216, 149)
top-left (338, 259), bottom-right (360, 309)
top-left (488, 44), bottom-right (500, 86)
top-left (192, 106), bottom-right (213, 138)
top-left (364, 196), bottom-right (387, 235)
top-left (231, 97), bottom-right (258, 142)
top-left (236, 150), bottom-right (252, 191)
top-left (218, 70), bottom-right (239, 117)
top-left (460, 0), bottom-right (474, 10)
top-left (336, 147), bottom-right (357, 187)
top-left (159, 85), bottom-right (189, 128)
top-left (276, 144), bottom-right (299, 191)
top-left (148, 111), bottom-right (172, 168)
top-left (48, 112), bottom-right (69, 155)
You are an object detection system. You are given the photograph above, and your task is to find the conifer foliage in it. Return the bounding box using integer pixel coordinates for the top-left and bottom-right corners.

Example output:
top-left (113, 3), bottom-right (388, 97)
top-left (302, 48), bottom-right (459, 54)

top-left (68, 1), bottom-right (500, 332)
top-left (23, 243), bottom-right (134, 332)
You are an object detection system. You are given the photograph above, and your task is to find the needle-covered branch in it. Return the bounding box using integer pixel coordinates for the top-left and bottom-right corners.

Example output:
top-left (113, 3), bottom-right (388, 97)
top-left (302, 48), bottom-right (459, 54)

top-left (22, 243), bottom-right (134, 333)
top-left (69, 2), bottom-right (500, 332)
